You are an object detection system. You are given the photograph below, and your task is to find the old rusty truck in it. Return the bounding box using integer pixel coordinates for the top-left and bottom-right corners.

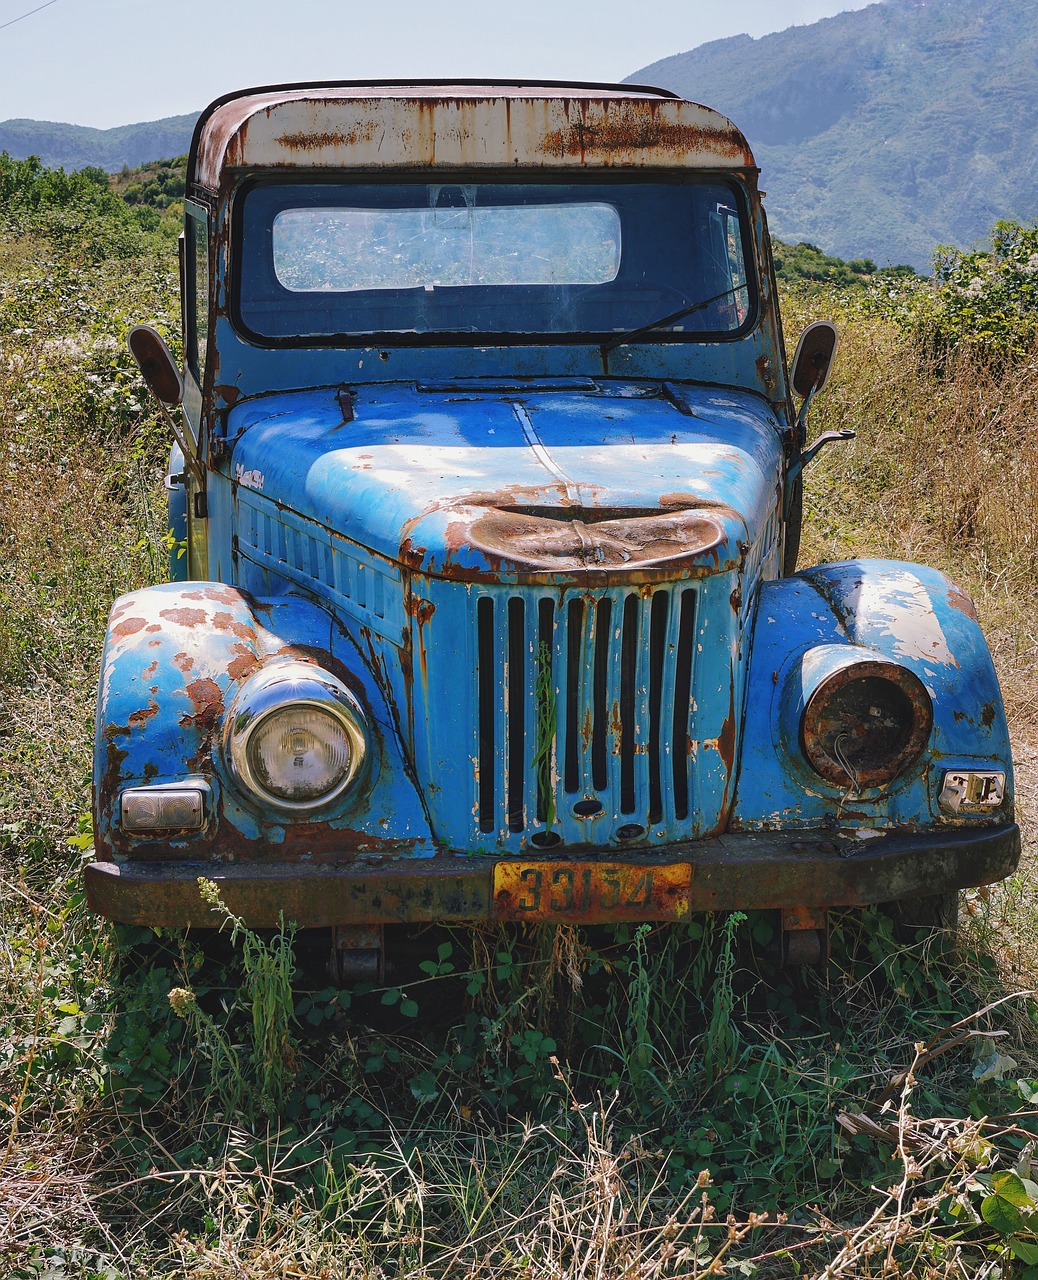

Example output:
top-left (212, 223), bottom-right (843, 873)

top-left (87, 80), bottom-right (1020, 969)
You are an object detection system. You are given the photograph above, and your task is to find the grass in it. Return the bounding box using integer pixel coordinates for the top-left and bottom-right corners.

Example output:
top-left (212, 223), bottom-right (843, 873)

top-left (1, 222), bottom-right (1037, 1277)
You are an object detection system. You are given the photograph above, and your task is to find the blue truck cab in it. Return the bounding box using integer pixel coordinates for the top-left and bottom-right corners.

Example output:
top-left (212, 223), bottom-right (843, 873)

top-left (87, 81), bottom-right (1020, 964)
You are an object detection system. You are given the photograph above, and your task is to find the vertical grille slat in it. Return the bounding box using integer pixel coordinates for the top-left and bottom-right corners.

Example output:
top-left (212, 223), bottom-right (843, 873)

top-left (506, 598), bottom-right (526, 832)
top-left (535, 600), bottom-right (556, 825)
top-left (563, 598), bottom-right (583, 795)
top-left (672, 590), bottom-right (696, 821)
top-left (591, 598), bottom-right (612, 792)
top-left (647, 591), bottom-right (670, 827)
top-left (477, 597), bottom-right (496, 833)
top-left (619, 594), bottom-right (639, 814)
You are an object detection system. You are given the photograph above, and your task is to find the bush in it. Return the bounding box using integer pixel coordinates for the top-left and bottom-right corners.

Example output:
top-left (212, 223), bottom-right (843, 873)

top-left (869, 218), bottom-right (1038, 362)
top-left (0, 151), bottom-right (168, 260)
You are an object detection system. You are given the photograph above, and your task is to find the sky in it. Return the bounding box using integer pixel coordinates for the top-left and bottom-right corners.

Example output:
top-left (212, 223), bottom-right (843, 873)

top-left (0, 0), bottom-right (876, 130)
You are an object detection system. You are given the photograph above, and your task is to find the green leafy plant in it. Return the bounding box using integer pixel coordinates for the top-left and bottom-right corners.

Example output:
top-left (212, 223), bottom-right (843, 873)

top-left (533, 639), bottom-right (557, 832)
top-left (196, 877), bottom-right (298, 1115)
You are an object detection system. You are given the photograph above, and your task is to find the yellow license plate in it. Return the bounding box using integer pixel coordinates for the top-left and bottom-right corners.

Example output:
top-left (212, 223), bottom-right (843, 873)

top-left (493, 861), bottom-right (692, 922)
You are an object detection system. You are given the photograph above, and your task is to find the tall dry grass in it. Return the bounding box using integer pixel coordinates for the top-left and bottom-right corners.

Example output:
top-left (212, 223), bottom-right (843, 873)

top-left (786, 292), bottom-right (1038, 733)
top-left (0, 235), bottom-right (174, 851)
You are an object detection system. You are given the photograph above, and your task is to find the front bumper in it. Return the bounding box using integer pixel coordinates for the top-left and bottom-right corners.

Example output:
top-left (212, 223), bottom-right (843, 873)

top-left (84, 823), bottom-right (1021, 928)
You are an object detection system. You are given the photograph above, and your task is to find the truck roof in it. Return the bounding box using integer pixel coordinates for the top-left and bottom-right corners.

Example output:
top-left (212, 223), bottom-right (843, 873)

top-left (189, 79), bottom-right (755, 193)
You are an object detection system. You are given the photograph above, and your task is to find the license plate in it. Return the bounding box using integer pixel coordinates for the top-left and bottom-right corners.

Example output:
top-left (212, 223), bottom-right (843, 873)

top-left (493, 861), bottom-right (692, 922)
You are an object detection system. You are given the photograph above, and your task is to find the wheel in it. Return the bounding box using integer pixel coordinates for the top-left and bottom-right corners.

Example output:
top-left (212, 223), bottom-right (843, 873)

top-left (885, 891), bottom-right (959, 943)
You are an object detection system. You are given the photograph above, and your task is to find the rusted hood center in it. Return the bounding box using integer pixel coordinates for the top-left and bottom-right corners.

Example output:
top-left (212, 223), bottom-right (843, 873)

top-left (455, 502), bottom-right (728, 573)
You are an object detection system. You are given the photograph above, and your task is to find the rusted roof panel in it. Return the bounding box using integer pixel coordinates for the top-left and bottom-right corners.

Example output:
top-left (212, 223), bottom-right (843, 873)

top-left (192, 85), bottom-right (754, 189)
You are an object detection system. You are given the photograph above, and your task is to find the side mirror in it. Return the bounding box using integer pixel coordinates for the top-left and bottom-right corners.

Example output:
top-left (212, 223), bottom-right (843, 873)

top-left (791, 320), bottom-right (839, 399)
top-left (127, 324), bottom-right (205, 495)
top-left (128, 324), bottom-right (184, 408)
top-left (785, 321), bottom-right (852, 505)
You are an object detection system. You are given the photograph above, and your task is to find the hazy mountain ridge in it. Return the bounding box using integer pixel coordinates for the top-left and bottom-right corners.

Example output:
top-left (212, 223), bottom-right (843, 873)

top-left (0, 113), bottom-right (197, 173)
top-left (628, 0), bottom-right (1038, 269)
top-left (3, 0), bottom-right (1036, 269)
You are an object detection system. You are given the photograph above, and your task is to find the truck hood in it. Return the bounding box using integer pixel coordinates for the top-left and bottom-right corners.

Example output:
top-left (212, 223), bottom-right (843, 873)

top-left (226, 380), bottom-right (785, 582)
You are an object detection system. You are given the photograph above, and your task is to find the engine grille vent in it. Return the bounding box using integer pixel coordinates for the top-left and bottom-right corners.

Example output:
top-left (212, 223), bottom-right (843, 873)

top-left (475, 587), bottom-right (696, 839)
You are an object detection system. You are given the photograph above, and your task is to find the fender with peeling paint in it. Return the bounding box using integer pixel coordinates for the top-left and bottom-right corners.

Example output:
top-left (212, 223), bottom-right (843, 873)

top-left (92, 581), bottom-right (433, 870)
top-left (731, 559), bottom-right (1015, 832)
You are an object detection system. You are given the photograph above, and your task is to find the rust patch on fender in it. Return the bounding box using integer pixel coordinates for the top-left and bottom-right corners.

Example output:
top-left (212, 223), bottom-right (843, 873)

top-left (182, 585), bottom-right (246, 608)
top-left (182, 677), bottom-right (224, 732)
top-left (947, 583), bottom-right (978, 620)
top-left (181, 676), bottom-right (224, 774)
top-left (173, 653), bottom-right (194, 675)
top-left (212, 611), bottom-right (257, 642)
top-left (160, 607), bottom-right (208, 628)
top-left (128, 700), bottom-right (159, 730)
top-left (111, 617), bottom-right (147, 640)
top-left (99, 739), bottom-right (129, 820)
top-left (227, 645), bottom-right (261, 682)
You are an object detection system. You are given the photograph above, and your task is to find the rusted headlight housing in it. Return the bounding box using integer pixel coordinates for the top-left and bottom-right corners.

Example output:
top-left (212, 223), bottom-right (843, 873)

top-left (801, 659), bottom-right (932, 789)
top-left (225, 660), bottom-right (368, 812)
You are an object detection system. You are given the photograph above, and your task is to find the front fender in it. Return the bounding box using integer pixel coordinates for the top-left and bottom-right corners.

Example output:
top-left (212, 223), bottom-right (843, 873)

top-left (731, 559), bottom-right (1015, 832)
top-left (92, 581), bottom-right (433, 864)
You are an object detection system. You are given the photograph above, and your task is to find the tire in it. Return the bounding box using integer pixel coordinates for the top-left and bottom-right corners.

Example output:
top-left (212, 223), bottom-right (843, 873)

top-left (885, 890), bottom-right (959, 943)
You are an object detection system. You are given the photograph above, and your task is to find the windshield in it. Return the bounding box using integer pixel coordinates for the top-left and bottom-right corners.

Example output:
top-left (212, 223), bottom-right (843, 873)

top-left (236, 178), bottom-right (755, 345)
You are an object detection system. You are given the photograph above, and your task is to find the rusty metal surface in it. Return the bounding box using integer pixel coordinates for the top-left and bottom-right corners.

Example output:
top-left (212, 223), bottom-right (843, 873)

top-left (84, 822), bottom-right (1020, 928)
top-left (732, 560), bottom-right (1017, 833)
top-left (453, 505), bottom-right (730, 579)
top-left (801, 658), bottom-right (934, 789)
top-left (193, 88), bottom-right (754, 191)
top-left (93, 582), bottom-right (435, 866)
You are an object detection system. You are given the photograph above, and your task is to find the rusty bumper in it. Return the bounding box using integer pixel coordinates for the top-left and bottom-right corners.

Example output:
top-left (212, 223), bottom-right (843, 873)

top-left (84, 823), bottom-right (1020, 928)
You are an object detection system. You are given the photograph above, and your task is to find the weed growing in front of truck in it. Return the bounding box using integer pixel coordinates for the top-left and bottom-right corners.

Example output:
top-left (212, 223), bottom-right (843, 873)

top-left (533, 639), bottom-right (557, 833)
top-left (701, 910), bottom-right (745, 1091)
top-left (189, 879), bottom-right (298, 1116)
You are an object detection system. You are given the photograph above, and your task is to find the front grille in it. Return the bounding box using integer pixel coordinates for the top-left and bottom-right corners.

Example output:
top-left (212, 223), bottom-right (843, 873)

top-left (475, 587), bottom-right (696, 842)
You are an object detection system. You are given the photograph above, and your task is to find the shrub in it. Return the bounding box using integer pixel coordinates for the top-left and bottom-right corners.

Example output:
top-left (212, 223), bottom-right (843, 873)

top-left (870, 218), bottom-right (1038, 362)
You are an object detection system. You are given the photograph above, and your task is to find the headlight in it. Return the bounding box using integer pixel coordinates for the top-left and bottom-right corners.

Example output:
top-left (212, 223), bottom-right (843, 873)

top-left (801, 659), bottom-right (932, 789)
top-left (225, 660), bottom-right (368, 811)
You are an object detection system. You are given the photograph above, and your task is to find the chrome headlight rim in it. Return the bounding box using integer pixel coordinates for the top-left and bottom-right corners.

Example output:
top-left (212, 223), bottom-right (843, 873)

top-left (224, 660), bottom-right (369, 814)
top-left (800, 658), bottom-right (933, 790)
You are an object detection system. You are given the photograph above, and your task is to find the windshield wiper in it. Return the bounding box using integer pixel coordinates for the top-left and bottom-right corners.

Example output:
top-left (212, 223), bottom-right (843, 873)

top-left (600, 282), bottom-right (749, 357)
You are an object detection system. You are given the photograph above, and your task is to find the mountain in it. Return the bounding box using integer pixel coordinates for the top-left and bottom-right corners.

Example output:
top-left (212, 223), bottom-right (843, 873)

top-left (628, 0), bottom-right (1038, 270)
top-left (0, 113), bottom-right (197, 173)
